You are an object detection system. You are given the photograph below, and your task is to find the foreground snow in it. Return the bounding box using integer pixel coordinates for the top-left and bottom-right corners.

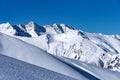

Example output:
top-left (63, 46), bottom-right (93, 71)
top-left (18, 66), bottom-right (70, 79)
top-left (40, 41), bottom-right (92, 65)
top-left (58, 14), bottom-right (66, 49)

top-left (0, 54), bottom-right (76, 80)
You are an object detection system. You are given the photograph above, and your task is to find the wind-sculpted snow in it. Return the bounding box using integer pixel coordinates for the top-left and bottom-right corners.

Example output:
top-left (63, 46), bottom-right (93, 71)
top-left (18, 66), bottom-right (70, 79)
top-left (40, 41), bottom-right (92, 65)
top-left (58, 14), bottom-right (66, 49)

top-left (0, 21), bottom-right (120, 72)
top-left (0, 54), bottom-right (76, 80)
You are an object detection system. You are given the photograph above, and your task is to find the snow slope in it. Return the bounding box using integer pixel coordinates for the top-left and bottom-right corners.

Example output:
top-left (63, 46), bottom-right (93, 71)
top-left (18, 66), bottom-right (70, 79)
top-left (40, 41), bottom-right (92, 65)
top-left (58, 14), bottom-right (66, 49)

top-left (0, 54), bottom-right (76, 80)
top-left (0, 21), bottom-right (120, 72)
top-left (0, 32), bottom-right (87, 80)
top-left (0, 33), bottom-right (120, 80)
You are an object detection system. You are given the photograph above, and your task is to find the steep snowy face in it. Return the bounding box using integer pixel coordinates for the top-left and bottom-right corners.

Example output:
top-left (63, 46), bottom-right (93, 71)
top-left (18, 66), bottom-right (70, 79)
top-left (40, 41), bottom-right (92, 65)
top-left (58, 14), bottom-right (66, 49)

top-left (25, 21), bottom-right (46, 37)
top-left (0, 21), bottom-right (120, 72)
top-left (12, 24), bottom-right (31, 37)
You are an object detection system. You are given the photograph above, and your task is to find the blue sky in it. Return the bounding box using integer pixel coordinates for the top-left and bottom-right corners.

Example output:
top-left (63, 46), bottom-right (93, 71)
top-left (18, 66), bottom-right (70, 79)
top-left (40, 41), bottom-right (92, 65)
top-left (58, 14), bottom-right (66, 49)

top-left (0, 0), bottom-right (120, 34)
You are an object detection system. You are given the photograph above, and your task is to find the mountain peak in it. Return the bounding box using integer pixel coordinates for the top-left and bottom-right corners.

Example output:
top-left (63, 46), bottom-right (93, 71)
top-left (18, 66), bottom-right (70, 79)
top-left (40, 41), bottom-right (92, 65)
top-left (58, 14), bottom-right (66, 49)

top-left (26, 21), bottom-right (36, 27)
top-left (0, 22), bottom-right (16, 35)
top-left (0, 22), bottom-right (11, 27)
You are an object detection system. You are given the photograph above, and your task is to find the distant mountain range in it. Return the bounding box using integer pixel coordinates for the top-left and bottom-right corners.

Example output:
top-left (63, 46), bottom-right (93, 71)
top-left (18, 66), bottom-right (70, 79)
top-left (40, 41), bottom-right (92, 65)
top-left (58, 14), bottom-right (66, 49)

top-left (0, 21), bottom-right (120, 80)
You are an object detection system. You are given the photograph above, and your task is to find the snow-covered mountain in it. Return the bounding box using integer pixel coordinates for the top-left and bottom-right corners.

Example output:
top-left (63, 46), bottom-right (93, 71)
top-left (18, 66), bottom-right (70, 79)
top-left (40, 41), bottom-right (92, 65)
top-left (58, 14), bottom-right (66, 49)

top-left (0, 21), bottom-right (120, 80)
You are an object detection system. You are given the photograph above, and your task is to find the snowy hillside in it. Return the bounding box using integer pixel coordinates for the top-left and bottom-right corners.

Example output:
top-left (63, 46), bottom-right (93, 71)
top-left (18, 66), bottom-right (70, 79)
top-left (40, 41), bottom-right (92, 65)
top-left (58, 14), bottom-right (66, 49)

top-left (0, 33), bottom-right (120, 80)
top-left (1, 21), bottom-right (119, 72)
top-left (0, 33), bottom-right (86, 79)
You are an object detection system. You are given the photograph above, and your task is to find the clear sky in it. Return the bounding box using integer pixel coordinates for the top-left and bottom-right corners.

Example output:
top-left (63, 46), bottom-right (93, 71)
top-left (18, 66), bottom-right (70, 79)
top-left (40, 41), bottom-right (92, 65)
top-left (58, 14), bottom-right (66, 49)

top-left (0, 0), bottom-right (120, 34)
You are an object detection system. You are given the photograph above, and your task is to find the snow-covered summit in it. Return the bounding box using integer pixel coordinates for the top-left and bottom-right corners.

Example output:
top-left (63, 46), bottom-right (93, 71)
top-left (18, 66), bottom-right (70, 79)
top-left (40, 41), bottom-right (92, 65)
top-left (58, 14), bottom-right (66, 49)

top-left (0, 22), bottom-right (16, 35)
top-left (25, 21), bottom-right (46, 37)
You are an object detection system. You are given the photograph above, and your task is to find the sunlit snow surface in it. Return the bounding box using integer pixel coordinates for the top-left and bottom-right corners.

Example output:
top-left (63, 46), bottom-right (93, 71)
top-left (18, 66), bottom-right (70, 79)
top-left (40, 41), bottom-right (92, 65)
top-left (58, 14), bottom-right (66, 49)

top-left (0, 54), bottom-right (76, 80)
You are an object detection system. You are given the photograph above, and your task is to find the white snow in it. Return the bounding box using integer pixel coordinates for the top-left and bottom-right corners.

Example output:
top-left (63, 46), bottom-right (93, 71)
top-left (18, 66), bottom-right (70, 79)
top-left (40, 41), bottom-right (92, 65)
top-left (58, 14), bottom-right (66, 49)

top-left (0, 22), bottom-right (16, 35)
top-left (0, 54), bottom-right (76, 80)
top-left (0, 21), bottom-right (120, 79)
top-left (1, 33), bottom-right (120, 80)
top-left (0, 32), bottom-right (88, 80)
top-left (25, 21), bottom-right (39, 37)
